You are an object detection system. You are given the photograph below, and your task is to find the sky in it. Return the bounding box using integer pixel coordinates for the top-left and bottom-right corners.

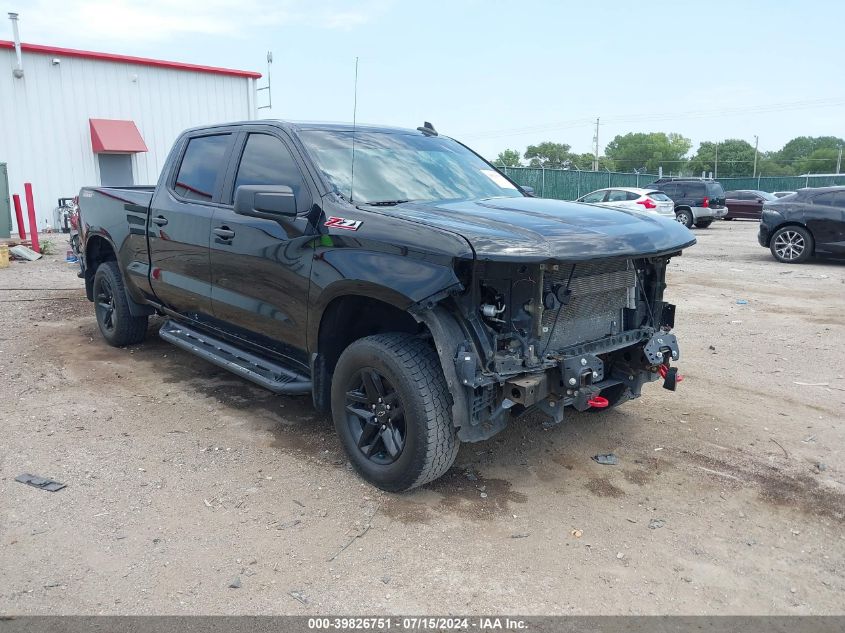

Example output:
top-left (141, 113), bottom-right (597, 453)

top-left (6, 0), bottom-right (845, 160)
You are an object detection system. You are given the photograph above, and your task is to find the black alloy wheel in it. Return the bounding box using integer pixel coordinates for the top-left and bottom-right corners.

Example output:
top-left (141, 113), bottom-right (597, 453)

top-left (344, 368), bottom-right (406, 465)
top-left (95, 274), bottom-right (117, 334)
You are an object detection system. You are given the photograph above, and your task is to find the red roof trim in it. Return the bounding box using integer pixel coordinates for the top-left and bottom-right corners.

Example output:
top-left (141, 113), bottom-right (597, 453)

top-left (0, 40), bottom-right (261, 79)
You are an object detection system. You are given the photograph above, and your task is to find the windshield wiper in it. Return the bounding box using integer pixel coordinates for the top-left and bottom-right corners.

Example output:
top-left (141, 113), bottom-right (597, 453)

top-left (362, 199), bottom-right (411, 206)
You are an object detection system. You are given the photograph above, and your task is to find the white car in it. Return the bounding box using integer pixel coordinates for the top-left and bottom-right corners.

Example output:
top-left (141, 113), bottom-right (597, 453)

top-left (576, 187), bottom-right (676, 218)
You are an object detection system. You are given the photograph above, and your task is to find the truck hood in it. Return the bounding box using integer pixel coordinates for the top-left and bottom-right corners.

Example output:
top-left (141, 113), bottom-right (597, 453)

top-left (369, 197), bottom-right (696, 262)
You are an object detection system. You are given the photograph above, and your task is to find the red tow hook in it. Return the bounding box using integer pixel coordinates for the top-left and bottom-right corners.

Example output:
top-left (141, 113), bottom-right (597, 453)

top-left (659, 363), bottom-right (684, 391)
top-left (587, 395), bottom-right (609, 408)
top-left (658, 364), bottom-right (684, 382)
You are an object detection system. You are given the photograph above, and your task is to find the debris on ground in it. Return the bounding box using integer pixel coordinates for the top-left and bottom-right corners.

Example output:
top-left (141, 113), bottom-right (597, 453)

top-left (289, 590), bottom-right (308, 604)
top-left (14, 473), bottom-right (66, 492)
top-left (736, 299), bottom-right (748, 305)
top-left (648, 519), bottom-right (666, 530)
top-left (9, 245), bottom-right (42, 261)
top-left (616, 552), bottom-right (625, 559)
top-left (793, 381), bottom-right (829, 387)
top-left (228, 576), bottom-right (241, 589)
top-left (592, 453), bottom-right (619, 466)
top-left (571, 529), bottom-right (583, 538)
top-left (511, 532), bottom-right (530, 539)
top-left (813, 463), bottom-right (827, 473)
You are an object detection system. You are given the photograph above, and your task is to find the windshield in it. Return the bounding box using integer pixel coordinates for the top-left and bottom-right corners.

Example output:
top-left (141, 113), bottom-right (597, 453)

top-left (299, 129), bottom-right (523, 204)
top-left (757, 191), bottom-right (777, 201)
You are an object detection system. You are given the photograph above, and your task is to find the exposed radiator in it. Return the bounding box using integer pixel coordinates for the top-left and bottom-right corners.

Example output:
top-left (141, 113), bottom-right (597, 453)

top-left (540, 260), bottom-right (636, 351)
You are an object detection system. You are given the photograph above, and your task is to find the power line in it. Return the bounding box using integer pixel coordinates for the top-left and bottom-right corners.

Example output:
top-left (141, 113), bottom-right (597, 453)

top-left (460, 98), bottom-right (845, 141)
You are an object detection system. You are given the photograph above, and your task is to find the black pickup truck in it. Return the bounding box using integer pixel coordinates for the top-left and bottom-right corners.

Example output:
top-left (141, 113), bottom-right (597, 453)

top-left (76, 120), bottom-right (695, 491)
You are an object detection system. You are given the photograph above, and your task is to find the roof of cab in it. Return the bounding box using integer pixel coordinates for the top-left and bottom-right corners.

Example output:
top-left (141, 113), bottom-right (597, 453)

top-left (180, 119), bottom-right (429, 136)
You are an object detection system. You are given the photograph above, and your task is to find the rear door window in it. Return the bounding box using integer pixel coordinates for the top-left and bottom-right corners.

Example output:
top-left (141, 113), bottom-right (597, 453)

top-left (173, 134), bottom-right (231, 202)
top-left (582, 190), bottom-right (608, 203)
top-left (661, 184), bottom-right (678, 197)
top-left (607, 190), bottom-right (628, 202)
top-left (812, 192), bottom-right (838, 206)
top-left (625, 191), bottom-right (640, 201)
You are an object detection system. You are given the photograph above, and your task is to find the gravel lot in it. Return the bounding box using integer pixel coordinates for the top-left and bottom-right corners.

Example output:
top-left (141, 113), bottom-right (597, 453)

top-left (1, 221), bottom-right (843, 615)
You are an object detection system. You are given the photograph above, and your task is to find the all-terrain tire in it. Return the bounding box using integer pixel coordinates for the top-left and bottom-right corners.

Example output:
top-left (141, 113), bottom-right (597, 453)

top-left (331, 333), bottom-right (459, 492)
top-left (675, 208), bottom-right (694, 228)
top-left (92, 261), bottom-right (148, 347)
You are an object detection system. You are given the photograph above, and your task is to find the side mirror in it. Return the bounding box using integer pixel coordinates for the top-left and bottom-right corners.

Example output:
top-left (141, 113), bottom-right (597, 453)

top-left (234, 185), bottom-right (297, 218)
top-left (521, 186), bottom-right (536, 197)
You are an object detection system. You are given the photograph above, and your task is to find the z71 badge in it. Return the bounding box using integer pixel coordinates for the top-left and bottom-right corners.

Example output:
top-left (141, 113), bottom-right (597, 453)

top-left (324, 216), bottom-right (363, 231)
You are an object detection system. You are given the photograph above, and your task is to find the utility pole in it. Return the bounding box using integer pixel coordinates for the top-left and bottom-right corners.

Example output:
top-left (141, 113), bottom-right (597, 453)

top-left (837, 145), bottom-right (842, 174)
top-left (752, 135), bottom-right (759, 178)
top-left (592, 117), bottom-right (600, 172)
top-left (714, 142), bottom-right (719, 179)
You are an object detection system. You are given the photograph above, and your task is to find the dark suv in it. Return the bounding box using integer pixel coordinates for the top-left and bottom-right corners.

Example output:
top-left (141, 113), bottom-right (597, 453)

top-left (647, 178), bottom-right (728, 228)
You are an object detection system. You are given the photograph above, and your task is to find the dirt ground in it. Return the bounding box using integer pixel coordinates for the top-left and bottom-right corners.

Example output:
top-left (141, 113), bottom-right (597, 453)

top-left (0, 222), bottom-right (843, 615)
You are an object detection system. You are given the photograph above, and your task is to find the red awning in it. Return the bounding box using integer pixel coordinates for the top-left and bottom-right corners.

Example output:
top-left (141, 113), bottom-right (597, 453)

top-left (89, 118), bottom-right (148, 154)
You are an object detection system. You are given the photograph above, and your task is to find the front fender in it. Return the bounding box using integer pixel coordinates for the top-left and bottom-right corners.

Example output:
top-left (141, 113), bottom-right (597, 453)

top-left (307, 249), bottom-right (463, 350)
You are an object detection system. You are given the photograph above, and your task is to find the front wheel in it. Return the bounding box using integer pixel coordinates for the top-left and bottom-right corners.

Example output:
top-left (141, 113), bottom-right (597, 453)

top-left (675, 209), bottom-right (693, 228)
top-left (331, 333), bottom-right (459, 492)
top-left (695, 220), bottom-right (713, 228)
top-left (770, 226), bottom-right (813, 263)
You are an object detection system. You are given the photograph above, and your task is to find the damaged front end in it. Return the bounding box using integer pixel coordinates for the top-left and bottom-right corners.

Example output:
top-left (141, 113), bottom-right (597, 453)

top-left (432, 254), bottom-right (684, 442)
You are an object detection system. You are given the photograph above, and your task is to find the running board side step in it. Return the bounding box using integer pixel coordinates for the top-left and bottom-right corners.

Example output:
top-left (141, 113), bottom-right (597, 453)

top-left (158, 320), bottom-right (312, 395)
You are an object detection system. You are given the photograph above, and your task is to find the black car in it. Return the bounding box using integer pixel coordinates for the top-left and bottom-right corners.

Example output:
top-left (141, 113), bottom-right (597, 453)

top-left (647, 178), bottom-right (728, 228)
top-left (759, 186), bottom-right (845, 263)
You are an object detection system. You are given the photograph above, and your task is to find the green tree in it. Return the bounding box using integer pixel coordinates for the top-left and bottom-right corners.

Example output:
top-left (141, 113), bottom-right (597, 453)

top-left (574, 152), bottom-right (614, 171)
top-left (774, 136), bottom-right (844, 173)
top-left (492, 149), bottom-right (522, 167)
top-left (524, 142), bottom-right (579, 169)
top-left (756, 153), bottom-right (796, 177)
top-left (687, 139), bottom-right (756, 178)
top-left (796, 147), bottom-right (840, 174)
top-left (604, 132), bottom-right (692, 174)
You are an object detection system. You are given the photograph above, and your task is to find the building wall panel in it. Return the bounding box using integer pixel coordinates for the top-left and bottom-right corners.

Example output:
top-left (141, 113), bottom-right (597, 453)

top-left (0, 48), bottom-right (255, 230)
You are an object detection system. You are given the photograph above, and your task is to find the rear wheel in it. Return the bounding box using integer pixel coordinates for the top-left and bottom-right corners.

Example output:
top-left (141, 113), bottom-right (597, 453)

top-left (93, 261), bottom-right (148, 346)
top-left (770, 226), bottom-right (813, 263)
top-left (695, 220), bottom-right (713, 228)
top-left (675, 209), bottom-right (693, 228)
top-left (331, 333), bottom-right (459, 491)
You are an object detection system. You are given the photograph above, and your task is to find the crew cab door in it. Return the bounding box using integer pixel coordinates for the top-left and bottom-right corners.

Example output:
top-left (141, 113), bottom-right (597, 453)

top-left (208, 130), bottom-right (316, 365)
top-left (148, 132), bottom-right (235, 321)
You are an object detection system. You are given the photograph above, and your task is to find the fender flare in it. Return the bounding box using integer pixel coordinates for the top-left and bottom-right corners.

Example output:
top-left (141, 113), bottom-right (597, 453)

top-left (410, 306), bottom-right (472, 434)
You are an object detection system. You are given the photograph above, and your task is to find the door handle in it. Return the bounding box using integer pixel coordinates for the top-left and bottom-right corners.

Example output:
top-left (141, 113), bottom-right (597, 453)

top-left (212, 227), bottom-right (235, 240)
top-left (151, 215), bottom-right (168, 226)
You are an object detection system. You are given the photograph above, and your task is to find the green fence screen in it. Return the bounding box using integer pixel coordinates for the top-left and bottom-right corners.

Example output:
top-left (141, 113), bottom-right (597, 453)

top-left (500, 167), bottom-right (845, 201)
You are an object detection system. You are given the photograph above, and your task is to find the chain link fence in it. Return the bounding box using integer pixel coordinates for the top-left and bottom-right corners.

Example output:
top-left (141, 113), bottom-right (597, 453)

top-left (500, 167), bottom-right (845, 200)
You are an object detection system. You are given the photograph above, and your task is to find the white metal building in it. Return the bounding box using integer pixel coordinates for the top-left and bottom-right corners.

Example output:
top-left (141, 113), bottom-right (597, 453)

top-left (1, 30), bottom-right (260, 235)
